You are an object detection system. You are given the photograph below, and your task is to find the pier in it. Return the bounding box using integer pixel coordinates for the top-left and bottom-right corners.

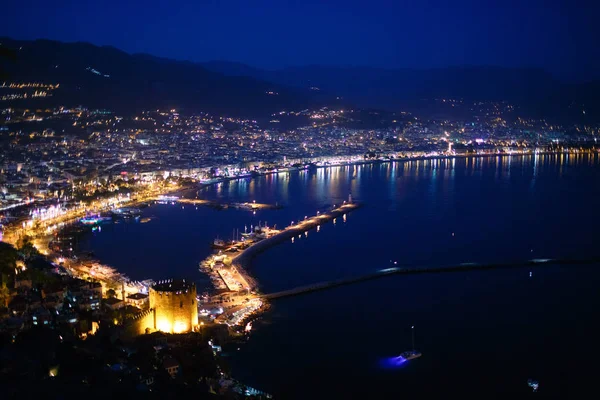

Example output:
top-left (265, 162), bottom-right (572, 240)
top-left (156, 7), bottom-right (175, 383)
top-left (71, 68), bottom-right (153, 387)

top-left (231, 201), bottom-right (362, 269)
top-left (171, 198), bottom-right (282, 211)
top-left (197, 201), bottom-right (361, 325)
top-left (262, 257), bottom-right (600, 300)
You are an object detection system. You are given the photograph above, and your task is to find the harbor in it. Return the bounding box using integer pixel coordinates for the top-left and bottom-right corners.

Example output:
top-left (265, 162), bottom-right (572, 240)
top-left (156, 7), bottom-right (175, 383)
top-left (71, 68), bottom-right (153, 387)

top-left (4, 152), bottom-right (593, 335)
top-left (198, 198), bottom-right (362, 326)
top-left (231, 201), bottom-right (361, 269)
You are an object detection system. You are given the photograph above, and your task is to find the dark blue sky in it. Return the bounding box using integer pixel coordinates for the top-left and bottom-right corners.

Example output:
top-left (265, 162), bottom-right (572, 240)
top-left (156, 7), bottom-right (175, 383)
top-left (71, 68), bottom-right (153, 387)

top-left (2, 0), bottom-right (598, 80)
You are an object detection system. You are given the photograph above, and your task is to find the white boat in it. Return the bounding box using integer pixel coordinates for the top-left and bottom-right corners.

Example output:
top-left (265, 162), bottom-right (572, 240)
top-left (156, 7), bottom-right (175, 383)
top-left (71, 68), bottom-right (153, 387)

top-left (527, 379), bottom-right (539, 392)
top-left (211, 238), bottom-right (227, 249)
top-left (80, 216), bottom-right (99, 225)
top-left (398, 350), bottom-right (422, 361)
top-left (80, 215), bottom-right (111, 225)
top-left (398, 325), bottom-right (421, 361)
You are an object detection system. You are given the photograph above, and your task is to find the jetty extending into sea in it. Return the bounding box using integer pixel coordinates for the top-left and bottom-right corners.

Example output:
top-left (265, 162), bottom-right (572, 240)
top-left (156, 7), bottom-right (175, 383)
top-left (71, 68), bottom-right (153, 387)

top-left (177, 198), bottom-right (281, 211)
top-left (231, 201), bottom-right (361, 269)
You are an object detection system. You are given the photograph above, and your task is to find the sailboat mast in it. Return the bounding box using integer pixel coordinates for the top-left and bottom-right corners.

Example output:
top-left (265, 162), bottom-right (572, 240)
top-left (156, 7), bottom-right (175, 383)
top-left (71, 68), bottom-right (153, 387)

top-left (412, 325), bottom-right (415, 350)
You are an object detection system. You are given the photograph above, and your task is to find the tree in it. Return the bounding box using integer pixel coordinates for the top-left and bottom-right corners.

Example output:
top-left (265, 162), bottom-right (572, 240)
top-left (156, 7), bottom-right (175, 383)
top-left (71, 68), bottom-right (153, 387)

top-left (0, 242), bottom-right (18, 307)
top-left (0, 283), bottom-right (11, 308)
top-left (106, 288), bottom-right (116, 298)
top-left (0, 242), bottom-right (18, 275)
top-left (17, 235), bottom-right (40, 260)
top-left (0, 242), bottom-right (19, 295)
top-left (20, 267), bottom-right (58, 287)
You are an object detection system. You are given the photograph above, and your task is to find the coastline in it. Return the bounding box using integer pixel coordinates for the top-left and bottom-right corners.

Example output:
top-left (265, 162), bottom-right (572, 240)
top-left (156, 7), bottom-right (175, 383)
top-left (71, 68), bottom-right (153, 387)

top-left (132, 150), bottom-right (600, 328)
top-left (3, 150), bottom-right (595, 322)
top-left (193, 150), bottom-right (595, 195)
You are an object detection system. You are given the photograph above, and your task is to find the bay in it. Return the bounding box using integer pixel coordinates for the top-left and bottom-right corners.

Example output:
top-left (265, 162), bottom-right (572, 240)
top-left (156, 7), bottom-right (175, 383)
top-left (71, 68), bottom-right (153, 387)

top-left (80, 153), bottom-right (600, 397)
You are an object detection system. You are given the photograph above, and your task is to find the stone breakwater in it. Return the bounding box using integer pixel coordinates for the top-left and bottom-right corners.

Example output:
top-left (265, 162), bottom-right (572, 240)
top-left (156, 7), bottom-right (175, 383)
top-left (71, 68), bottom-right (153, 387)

top-left (231, 202), bottom-right (362, 271)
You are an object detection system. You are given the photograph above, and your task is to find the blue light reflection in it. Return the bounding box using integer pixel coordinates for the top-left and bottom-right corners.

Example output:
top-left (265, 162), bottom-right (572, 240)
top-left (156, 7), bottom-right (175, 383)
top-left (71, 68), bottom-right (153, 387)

top-left (379, 355), bottom-right (408, 369)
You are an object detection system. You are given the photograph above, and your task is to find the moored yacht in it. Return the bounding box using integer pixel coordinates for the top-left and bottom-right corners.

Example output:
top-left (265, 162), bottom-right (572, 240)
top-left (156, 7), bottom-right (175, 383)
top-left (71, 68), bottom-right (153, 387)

top-left (398, 325), bottom-right (422, 361)
top-left (397, 350), bottom-right (422, 361)
top-left (211, 237), bottom-right (227, 249)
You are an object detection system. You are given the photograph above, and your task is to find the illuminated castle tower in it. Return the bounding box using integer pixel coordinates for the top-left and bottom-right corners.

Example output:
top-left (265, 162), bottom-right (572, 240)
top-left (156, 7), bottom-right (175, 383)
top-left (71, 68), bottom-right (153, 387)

top-left (149, 279), bottom-right (198, 334)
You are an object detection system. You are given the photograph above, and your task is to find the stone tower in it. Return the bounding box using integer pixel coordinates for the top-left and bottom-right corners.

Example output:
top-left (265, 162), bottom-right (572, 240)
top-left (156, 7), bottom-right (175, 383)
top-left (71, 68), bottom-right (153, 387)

top-left (149, 279), bottom-right (198, 334)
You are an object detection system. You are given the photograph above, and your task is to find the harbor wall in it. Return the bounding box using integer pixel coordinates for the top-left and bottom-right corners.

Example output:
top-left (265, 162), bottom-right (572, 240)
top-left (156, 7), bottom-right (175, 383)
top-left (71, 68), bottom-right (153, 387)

top-left (232, 203), bottom-right (361, 270)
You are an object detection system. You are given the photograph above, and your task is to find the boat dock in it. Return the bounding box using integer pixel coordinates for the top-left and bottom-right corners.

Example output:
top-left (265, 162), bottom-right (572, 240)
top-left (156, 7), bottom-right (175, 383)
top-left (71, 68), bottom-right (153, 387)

top-left (198, 201), bottom-right (361, 326)
top-left (217, 268), bottom-right (245, 291)
top-left (232, 202), bottom-right (362, 269)
top-left (172, 198), bottom-right (282, 211)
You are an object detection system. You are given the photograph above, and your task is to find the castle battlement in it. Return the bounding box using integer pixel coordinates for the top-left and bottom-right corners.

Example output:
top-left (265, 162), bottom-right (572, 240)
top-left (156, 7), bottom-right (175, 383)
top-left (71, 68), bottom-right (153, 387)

top-left (127, 308), bottom-right (155, 321)
top-left (152, 279), bottom-right (195, 295)
top-left (149, 279), bottom-right (198, 334)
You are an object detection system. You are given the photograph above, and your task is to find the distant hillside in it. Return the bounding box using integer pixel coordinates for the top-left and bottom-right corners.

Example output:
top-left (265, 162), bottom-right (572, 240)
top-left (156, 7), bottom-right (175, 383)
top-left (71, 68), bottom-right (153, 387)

top-left (1, 38), bottom-right (596, 122)
top-left (202, 62), bottom-right (600, 122)
top-left (0, 38), bottom-right (336, 116)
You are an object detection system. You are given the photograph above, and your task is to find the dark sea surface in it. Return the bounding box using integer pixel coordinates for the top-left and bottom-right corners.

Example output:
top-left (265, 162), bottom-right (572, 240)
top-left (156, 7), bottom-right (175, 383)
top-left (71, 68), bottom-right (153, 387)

top-left (80, 154), bottom-right (600, 398)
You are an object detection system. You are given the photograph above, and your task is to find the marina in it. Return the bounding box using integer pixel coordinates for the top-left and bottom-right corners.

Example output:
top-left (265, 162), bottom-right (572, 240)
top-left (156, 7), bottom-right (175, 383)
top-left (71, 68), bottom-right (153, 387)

top-left (196, 199), bottom-right (362, 325)
top-left (231, 201), bottom-right (361, 270)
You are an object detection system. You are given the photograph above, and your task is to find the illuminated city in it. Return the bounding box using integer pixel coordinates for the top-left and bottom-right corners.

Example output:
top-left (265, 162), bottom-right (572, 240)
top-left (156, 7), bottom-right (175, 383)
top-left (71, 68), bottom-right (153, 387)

top-left (1, 1), bottom-right (600, 398)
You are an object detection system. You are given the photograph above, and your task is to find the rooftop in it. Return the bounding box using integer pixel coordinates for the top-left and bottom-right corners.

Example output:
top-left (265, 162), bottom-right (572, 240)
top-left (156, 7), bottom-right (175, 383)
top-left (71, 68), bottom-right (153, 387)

top-left (127, 292), bottom-right (149, 300)
top-left (104, 297), bottom-right (123, 306)
top-left (162, 355), bottom-right (179, 369)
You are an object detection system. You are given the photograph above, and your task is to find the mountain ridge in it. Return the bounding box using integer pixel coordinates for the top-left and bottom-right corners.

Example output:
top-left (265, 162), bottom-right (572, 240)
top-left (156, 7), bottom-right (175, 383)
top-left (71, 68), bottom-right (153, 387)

top-left (0, 37), bottom-right (335, 116)
top-left (0, 37), bottom-right (597, 121)
top-left (201, 61), bottom-right (599, 122)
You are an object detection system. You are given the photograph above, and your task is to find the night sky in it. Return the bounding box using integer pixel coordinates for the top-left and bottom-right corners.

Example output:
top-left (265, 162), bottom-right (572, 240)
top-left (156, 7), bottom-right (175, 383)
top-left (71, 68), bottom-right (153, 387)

top-left (2, 0), bottom-right (598, 81)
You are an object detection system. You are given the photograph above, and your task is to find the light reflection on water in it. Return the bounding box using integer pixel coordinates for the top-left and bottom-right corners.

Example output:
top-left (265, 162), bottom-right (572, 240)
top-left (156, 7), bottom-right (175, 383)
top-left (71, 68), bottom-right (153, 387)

top-left (379, 355), bottom-right (412, 369)
top-left (81, 154), bottom-right (600, 398)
